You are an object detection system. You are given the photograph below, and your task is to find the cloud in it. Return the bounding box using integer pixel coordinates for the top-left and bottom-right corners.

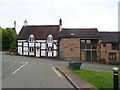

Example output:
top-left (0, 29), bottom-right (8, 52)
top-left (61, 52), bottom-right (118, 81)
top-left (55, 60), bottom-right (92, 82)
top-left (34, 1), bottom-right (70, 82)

top-left (0, 0), bottom-right (118, 33)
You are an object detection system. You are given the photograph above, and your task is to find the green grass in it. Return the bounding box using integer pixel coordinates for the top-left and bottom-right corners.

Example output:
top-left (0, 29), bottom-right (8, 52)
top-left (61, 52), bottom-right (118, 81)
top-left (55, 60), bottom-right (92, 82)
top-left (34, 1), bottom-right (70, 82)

top-left (69, 68), bottom-right (119, 89)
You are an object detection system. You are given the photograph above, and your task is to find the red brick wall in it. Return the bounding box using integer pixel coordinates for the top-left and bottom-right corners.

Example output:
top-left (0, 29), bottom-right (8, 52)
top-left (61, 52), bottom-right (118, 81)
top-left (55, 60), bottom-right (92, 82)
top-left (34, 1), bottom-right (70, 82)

top-left (59, 38), bottom-right (80, 60)
top-left (100, 43), bottom-right (120, 62)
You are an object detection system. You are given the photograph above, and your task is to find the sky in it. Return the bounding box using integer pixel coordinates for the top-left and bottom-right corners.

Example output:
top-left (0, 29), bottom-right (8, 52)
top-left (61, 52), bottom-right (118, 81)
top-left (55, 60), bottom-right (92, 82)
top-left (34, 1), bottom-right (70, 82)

top-left (0, 0), bottom-right (119, 34)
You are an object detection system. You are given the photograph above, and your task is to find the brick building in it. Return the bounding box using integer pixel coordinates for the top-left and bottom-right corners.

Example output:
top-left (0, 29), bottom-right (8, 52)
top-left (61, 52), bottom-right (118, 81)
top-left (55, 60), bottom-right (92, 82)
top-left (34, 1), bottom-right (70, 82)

top-left (17, 19), bottom-right (120, 62)
top-left (59, 28), bottom-right (101, 61)
top-left (100, 32), bottom-right (120, 62)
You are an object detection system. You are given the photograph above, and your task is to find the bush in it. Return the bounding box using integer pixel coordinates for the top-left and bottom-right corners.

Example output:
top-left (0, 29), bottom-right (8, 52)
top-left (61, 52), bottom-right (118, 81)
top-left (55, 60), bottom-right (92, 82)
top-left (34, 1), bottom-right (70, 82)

top-left (10, 42), bottom-right (17, 52)
top-left (109, 61), bottom-right (120, 65)
top-left (15, 52), bottom-right (20, 55)
top-left (100, 58), bottom-right (106, 63)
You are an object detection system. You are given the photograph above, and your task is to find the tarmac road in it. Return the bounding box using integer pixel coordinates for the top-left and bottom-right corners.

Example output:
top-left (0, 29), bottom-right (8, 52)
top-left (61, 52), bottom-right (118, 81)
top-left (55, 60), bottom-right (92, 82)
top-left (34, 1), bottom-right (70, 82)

top-left (2, 51), bottom-right (118, 88)
top-left (2, 52), bottom-right (74, 88)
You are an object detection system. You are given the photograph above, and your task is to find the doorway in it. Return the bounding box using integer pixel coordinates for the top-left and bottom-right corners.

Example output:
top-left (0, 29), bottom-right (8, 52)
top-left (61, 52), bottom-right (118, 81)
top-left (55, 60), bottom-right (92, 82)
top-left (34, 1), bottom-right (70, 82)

top-left (86, 51), bottom-right (91, 61)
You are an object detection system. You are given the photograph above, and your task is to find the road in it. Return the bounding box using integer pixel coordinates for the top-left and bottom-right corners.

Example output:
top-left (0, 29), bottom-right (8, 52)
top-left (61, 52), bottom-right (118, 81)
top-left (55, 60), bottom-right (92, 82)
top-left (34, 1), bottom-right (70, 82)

top-left (2, 52), bottom-right (74, 88)
top-left (2, 51), bottom-right (118, 88)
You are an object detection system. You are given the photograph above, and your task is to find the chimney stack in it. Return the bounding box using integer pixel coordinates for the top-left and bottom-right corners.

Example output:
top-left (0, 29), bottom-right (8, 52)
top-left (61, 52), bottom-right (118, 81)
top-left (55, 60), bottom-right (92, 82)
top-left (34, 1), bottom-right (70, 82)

top-left (14, 21), bottom-right (16, 30)
top-left (24, 19), bottom-right (28, 27)
top-left (59, 18), bottom-right (62, 32)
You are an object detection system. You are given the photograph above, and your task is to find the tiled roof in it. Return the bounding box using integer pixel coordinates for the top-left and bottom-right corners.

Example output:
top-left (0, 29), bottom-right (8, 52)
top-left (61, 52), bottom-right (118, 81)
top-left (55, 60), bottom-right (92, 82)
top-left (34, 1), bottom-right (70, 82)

top-left (17, 25), bottom-right (60, 40)
top-left (59, 28), bottom-right (101, 38)
top-left (100, 32), bottom-right (120, 43)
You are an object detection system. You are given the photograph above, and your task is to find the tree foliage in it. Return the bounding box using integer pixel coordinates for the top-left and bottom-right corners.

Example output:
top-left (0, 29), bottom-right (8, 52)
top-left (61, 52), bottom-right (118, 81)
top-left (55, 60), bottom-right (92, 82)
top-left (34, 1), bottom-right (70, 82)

top-left (0, 26), bottom-right (17, 51)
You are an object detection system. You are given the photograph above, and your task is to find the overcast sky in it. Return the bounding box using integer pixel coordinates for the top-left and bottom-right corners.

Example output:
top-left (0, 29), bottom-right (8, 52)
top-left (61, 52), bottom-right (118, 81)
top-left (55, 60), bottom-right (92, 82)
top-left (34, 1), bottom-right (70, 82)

top-left (0, 0), bottom-right (119, 33)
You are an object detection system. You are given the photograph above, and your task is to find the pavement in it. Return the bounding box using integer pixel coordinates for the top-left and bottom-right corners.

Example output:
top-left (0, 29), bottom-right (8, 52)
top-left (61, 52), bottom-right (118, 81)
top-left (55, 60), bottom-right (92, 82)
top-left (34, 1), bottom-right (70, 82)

top-left (56, 66), bottom-right (98, 90)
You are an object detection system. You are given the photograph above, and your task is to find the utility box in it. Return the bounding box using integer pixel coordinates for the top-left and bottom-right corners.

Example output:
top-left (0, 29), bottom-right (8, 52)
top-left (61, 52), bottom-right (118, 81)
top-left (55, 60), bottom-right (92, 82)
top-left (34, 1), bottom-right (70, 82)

top-left (69, 61), bottom-right (82, 70)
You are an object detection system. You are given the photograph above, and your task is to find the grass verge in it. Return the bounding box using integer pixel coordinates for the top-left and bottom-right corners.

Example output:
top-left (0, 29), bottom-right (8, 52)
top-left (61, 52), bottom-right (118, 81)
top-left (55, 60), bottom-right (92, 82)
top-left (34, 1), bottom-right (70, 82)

top-left (69, 68), bottom-right (120, 89)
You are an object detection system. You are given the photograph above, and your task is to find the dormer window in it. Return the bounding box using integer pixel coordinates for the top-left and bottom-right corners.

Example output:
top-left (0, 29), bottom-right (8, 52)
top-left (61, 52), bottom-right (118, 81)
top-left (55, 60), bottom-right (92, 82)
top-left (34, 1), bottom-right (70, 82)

top-left (70, 33), bottom-right (74, 36)
top-left (47, 34), bottom-right (53, 42)
top-left (29, 34), bottom-right (34, 42)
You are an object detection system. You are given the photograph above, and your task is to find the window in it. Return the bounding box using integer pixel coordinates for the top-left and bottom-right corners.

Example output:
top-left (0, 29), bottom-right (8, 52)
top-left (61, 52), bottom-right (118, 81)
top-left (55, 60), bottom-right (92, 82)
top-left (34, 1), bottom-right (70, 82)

top-left (47, 47), bottom-right (52, 52)
top-left (29, 47), bottom-right (34, 52)
top-left (109, 53), bottom-right (116, 61)
top-left (103, 43), bottom-right (106, 48)
top-left (86, 40), bottom-right (91, 49)
top-left (112, 43), bottom-right (119, 50)
top-left (47, 34), bottom-right (53, 42)
top-left (80, 40), bottom-right (85, 49)
top-left (92, 40), bottom-right (97, 49)
top-left (47, 37), bottom-right (52, 42)
top-left (41, 43), bottom-right (46, 49)
top-left (29, 35), bottom-right (34, 42)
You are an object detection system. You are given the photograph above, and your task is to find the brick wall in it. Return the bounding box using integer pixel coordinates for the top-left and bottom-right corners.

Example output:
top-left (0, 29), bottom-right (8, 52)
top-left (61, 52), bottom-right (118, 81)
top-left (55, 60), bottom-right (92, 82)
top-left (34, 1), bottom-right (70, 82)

top-left (100, 43), bottom-right (120, 62)
top-left (59, 38), bottom-right (80, 60)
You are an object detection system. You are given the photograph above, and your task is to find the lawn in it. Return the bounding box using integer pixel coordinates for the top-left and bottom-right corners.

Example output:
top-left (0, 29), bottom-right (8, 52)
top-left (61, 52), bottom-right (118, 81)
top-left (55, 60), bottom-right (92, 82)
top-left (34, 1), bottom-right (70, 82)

top-left (69, 68), bottom-right (120, 89)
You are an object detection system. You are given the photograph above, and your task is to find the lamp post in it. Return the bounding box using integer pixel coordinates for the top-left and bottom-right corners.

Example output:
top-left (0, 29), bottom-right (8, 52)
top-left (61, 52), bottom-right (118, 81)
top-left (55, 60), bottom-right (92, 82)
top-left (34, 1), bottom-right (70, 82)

top-left (112, 67), bottom-right (119, 90)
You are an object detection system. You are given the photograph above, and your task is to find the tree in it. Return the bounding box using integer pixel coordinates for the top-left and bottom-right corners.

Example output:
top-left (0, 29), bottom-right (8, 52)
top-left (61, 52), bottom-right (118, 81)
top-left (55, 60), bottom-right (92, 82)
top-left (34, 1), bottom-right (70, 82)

top-left (1, 27), bottom-right (17, 51)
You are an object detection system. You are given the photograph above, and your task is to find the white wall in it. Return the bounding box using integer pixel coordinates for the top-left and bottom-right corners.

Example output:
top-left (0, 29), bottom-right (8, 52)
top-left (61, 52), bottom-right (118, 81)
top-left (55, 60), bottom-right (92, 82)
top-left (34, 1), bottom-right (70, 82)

top-left (18, 47), bottom-right (22, 55)
top-left (48, 43), bottom-right (52, 47)
top-left (53, 44), bottom-right (57, 49)
top-left (29, 43), bottom-right (34, 47)
top-left (48, 52), bottom-right (52, 57)
top-left (41, 51), bottom-right (46, 56)
top-left (36, 40), bottom-right (46, 42)
top-left (23, 42), bottom-right (28, 46)
top-left (17, 40), bottom-right (27, 42)
top-left (53, 51), bottom-right (57, 57)
top-left (41, 43), bottom-right (46, 49)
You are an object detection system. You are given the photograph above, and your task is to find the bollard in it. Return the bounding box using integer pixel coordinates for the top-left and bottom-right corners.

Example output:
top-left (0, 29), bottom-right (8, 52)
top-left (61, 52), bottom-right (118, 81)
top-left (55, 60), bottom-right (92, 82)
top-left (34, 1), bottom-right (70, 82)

top-left (112, 67), bottom-right (119, 90)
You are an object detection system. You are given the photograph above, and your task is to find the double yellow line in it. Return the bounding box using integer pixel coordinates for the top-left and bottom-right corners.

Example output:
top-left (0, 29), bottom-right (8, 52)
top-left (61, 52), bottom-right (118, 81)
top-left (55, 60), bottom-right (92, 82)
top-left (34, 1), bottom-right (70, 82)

top-left (52, 66), bottom-right (63, 77)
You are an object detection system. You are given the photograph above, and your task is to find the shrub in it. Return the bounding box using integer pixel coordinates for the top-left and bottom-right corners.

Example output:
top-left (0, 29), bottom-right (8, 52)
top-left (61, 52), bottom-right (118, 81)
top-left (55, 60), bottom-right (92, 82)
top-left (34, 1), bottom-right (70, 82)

top-left (15, 52), bottom-right (20, 55)
top-left (109, 61), bottom-right (120, 65)
top-left (100, 58), bottom-right (106, 63)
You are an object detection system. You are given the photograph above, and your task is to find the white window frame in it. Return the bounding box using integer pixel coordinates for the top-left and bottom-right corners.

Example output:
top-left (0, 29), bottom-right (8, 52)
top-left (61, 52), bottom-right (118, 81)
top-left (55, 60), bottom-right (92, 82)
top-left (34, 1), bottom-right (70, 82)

top-left (28, 34), bottom-right (35, 42)
top-left (29, 47), bottom-right (34, 52)
top-left (47, 34), bottom-right (53, 42)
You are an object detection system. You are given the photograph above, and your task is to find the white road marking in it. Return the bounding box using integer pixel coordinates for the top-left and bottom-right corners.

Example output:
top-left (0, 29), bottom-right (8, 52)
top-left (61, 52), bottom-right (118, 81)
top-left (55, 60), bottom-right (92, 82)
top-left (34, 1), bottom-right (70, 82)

top-left (2, 59), bottom-right (26, 64)
top-left (2, 60), bottom-right (12, 62)
top-left (52, 66), bottom-right (63, 77)
top-left (12, 62), bottom-right (28, 75)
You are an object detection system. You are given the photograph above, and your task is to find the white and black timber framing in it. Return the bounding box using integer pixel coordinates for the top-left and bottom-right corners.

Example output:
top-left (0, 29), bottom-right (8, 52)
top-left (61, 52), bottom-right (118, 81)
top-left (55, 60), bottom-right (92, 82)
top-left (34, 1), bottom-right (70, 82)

top-left (17, 39), bottom-right (58, 57)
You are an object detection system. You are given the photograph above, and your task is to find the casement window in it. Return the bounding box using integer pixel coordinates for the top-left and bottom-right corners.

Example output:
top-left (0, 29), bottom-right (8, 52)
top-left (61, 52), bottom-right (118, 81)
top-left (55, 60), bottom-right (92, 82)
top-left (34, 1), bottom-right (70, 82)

top-left (86, 40), bottom-right (91, 49)
top-left (29, 47), bottom-right (34, 52)
top-left (47, 47), bottom-right (52, 52)
top-left (112, 43), bottom-right (119, 50)
top-left (80, 40), bottom-right (85, 49)
top-left (80, 40), bottom-right (91, 49)
top-left (47, 37), bottom-right (53, 42)
top-left (47, 34), bottom-right (53, 42)
top-left (109, 53), bottom-right (116, 61)
top-left (29, 37), bottom-right (34, 42)
top-left (29, 35), bottom-right (34, 42)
